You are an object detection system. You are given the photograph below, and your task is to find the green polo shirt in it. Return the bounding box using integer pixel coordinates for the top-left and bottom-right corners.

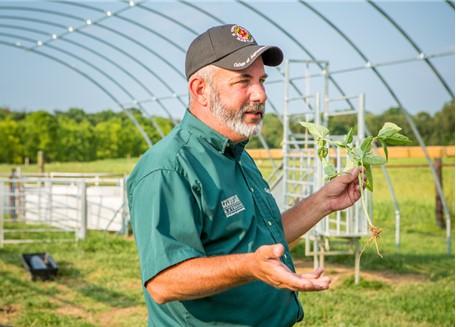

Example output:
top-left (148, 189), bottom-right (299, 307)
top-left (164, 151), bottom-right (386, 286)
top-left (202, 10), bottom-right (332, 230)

top-left (128, 111), bottom-right (303, 326)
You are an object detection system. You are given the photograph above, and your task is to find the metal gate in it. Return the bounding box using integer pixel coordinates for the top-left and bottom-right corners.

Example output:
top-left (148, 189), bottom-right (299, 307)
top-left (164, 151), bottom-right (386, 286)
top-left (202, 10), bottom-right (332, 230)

top-left (0, 174), bottom-right (129, 247)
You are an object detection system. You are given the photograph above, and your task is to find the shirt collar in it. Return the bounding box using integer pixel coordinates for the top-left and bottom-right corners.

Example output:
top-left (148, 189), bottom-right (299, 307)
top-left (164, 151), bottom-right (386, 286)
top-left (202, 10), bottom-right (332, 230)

top-left (181, 110), bottom-right (247, 160)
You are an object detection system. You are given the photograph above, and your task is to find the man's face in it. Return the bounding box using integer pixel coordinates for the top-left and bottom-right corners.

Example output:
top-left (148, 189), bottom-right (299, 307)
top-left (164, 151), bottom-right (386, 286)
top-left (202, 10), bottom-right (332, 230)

top-left (207, 58), bottom-right (268, 139)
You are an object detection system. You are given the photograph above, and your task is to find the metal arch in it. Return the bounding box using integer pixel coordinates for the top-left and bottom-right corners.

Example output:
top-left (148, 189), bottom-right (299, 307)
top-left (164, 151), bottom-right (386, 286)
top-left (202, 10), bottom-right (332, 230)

top-left (0, 13), bottom-right (181, 126)
top-left (0, 31), bottom-right (160, 141)
top-left (178, 0), bottom-right (325, 119)
top-left (445, 0), bottom-right (455, 10)
top-left (0, 17), bottom-right (170, 138)
top-left (136, 2), bottom-right (199, 35)
top-left (0, 39), bottom-right (152, 147)
top-left (236, 0), bottom-right (357, 112)
top-left (298, 1), bottom-right (451, 253)
top-left (130, 1), bottom-right (280, 166)
top-left (57, 0), bottom-right (284, 149)
top-left (367, 0), bottom-right (454, 98)
top-left (57, 1), bottom-right (186, 53)
top-left (296, 2), bottom-right (401, 220)
top-left (179, 0), bottom-right (224, 24)
top-left (0, 22), bottom-right (166, 138)
top-left (0, 6), bottom-right (188, 112)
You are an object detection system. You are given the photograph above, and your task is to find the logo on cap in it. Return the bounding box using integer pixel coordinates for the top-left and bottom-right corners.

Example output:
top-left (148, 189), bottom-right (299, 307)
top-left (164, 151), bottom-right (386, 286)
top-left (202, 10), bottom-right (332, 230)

top-left (231, 25), bottom-right (254, 43)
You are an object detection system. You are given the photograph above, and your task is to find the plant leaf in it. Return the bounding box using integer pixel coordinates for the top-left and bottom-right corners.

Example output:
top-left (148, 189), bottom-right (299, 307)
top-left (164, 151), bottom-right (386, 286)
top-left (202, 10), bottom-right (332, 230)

top-left (379, 139), bottom-right (389, 161)
top-left (352, 148), bottom-right (364, 162)
top-left (364, 164), bottom-right (373, 192)
top-left (361, 136), bottom-right (374, 153)
top-left (344, 128), bottom-right (353, 145)
top-left (377, 122), bottom-right (401, 139)
top-left (300, 122), bottom-right (329, 139)
top-left (335, 141), bottom-right (347, 148)
top-left (323, 160), bottom-right (337, 181)
top-left (363, 152), bottom-right (387, 165)
top-left (382, 133), bottom-right (412, 145)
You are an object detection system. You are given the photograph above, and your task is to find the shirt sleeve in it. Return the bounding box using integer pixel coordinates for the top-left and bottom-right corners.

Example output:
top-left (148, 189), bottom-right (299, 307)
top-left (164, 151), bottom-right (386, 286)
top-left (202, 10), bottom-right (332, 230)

top-left (129, 169), bottom-right (205, 286)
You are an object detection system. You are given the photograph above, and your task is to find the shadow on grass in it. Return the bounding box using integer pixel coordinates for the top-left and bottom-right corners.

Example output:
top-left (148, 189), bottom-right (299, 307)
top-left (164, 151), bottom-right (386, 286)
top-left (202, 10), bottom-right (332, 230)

top-left (0, 253), bottom-right (140, 309)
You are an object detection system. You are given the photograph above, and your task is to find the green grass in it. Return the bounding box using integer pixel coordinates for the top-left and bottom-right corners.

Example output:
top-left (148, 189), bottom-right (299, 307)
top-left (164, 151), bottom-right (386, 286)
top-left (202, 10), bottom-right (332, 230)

top-left (0, 157), bottom-right (139, 175)
top-left (0, 156), bottom-right (454, 326)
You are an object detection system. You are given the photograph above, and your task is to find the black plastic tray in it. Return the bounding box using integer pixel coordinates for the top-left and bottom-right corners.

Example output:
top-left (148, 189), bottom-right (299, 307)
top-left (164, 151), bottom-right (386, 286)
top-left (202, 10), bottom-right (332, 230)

top-left (22, 252), bottom-right (58, 281)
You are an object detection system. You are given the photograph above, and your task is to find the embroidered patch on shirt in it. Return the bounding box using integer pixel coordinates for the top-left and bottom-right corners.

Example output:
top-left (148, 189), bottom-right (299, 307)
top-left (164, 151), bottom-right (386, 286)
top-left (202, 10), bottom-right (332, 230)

top-left (221, 195), bottom-right (246, 218)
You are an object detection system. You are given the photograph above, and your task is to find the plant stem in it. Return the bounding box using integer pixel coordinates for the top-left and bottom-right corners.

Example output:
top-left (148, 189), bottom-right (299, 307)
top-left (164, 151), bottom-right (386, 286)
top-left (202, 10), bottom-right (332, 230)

top-left (358, 170), bottom-right (373, 227)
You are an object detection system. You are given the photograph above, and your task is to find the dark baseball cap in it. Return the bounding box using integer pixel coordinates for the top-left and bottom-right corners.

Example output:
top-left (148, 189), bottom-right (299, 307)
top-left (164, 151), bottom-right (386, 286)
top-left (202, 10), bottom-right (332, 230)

top-left (185, 24), bottom-right (283, 80)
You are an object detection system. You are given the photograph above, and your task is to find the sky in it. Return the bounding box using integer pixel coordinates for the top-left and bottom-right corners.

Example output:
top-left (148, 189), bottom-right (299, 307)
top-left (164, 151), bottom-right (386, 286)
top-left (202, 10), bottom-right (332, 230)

top-left (0, 0), bottom-right (454, 118)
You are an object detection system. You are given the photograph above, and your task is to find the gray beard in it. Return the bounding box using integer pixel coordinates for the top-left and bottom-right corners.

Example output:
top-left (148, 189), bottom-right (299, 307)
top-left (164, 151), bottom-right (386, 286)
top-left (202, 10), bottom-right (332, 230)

top-left (208, 88), bottom-right (264, 138)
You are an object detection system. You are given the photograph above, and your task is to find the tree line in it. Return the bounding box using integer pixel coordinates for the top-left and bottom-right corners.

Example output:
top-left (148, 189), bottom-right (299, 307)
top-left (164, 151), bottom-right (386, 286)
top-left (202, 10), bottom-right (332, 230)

top-left (0, 101), bottom-right (453, 164)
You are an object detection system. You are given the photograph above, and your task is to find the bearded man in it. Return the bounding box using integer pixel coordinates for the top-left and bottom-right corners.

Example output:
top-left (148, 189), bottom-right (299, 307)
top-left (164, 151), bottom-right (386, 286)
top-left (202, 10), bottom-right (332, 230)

top-left (128, 24), bottom-right (364, 327)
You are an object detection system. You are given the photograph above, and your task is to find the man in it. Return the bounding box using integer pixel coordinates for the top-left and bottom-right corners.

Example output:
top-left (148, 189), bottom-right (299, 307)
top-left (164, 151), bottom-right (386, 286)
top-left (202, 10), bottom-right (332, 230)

top-left (128, 24), bottom-right (364, 326)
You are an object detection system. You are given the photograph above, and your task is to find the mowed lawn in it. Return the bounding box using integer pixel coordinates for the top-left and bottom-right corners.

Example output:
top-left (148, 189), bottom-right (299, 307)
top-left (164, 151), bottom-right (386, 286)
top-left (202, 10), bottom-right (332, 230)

top-left (0, 157), bottom-right (454, 326)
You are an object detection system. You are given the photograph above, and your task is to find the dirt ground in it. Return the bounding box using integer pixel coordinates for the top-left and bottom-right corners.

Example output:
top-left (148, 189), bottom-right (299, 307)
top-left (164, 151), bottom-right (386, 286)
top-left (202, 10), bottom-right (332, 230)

top-left (293, 259), bottom-right (426, 286)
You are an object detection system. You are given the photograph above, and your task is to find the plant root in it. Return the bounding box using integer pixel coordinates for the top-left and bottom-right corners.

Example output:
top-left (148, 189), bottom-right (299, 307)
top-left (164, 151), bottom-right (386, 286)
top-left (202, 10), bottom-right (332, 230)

top-left (361, 224), bottom-right (383, 258)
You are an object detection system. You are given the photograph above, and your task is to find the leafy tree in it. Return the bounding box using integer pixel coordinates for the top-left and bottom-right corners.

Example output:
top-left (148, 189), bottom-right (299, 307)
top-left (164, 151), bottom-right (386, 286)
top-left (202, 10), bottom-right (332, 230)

top-left (0, 118), bottom-right (23, 163)
top-left (21, 111), bottom-right (59, 162)
top-left (432, 100), bottom-right (454, 145)
top-left (95, 117), bottom-right (123, 159)
top-left (56, 116), bottom-right (96, 161)
top-left (262, 113), bottom-right (283, 148)
top-left (55, 107), bottom-right (88, 123)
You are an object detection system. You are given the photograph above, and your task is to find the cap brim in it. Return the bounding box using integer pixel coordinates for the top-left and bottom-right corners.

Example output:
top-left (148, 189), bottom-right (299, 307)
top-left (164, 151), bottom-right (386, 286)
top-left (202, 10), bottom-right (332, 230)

top-left (213, 45), bottom-right (283, 71)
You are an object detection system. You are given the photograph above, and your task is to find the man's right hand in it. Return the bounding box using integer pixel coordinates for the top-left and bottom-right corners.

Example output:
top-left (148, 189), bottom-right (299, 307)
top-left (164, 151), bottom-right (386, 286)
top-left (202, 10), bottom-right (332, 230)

top-left (249, 243), bottom-right (331, 292)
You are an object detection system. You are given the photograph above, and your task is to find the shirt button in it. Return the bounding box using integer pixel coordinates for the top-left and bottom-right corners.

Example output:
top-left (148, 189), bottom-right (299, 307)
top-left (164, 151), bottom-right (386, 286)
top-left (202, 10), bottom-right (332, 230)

top-left (284, 254), bottom-right (288, 259)
top-left (267, 221), bottom-right (272, 226)
top-left (250, 187), bottom-right (254, 193)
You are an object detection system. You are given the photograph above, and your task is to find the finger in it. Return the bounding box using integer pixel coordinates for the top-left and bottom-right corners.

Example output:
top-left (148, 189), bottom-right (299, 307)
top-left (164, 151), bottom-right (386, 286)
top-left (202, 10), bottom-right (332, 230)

top-left (299, 267), bottom-right (324, 279)
top-left (295, 276), bottom-right (331, 292)
top-left (273, 268), bottom-right (332, 292)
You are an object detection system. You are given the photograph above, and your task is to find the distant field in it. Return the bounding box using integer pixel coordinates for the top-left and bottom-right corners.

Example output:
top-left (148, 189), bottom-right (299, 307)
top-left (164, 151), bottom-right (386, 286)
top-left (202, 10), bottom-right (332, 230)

top-left (0, 156), bottom-right (454, 326)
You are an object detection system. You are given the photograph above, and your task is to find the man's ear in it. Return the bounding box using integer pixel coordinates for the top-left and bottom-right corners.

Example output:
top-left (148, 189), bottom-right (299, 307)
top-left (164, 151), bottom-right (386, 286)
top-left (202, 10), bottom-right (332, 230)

top-left (188, 76), bottom-right (209, 107)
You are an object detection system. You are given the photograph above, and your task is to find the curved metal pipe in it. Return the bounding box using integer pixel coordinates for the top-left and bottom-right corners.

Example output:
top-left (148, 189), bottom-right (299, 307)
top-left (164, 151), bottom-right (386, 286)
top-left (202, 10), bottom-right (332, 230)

top-left (367, 0), bottom-right (453, 98)
top-left (298, 1), bottom-right (452, 253)
top-left (236, 0), bottom-right (357, 112)
top-left (60, 1), bottom-right (186, 53)
top-left (0, 22), bottom-right (169, 136)
top-left (0, 13), bottom-right (180, 125)
top-left (0, 39), bottom-right (152, 147)
top-left (365, 1), bottom-right (453, 253)
top-left (0, 7), bottom-right (187, 115)
top-left (178, 0), bottom-right (325, 116)
top-left (58, 1), bottom-right (287, 128)
top-left (0, 31), bottom-right (159, 140)
top-left (298, 1), bottom-right (404, 235)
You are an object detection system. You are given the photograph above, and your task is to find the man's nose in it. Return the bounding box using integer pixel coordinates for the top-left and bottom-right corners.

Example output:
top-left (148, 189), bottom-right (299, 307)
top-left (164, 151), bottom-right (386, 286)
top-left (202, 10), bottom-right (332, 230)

top-left (250, 83), bottom-right (267, 104)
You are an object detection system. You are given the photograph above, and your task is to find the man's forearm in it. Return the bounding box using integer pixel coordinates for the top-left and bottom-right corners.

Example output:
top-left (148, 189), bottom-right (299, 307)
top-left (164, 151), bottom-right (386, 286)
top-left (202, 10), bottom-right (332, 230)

top-left (281, 189), bottom-right (331, 244)
top-left (147, 253), bottom-right (255, 304)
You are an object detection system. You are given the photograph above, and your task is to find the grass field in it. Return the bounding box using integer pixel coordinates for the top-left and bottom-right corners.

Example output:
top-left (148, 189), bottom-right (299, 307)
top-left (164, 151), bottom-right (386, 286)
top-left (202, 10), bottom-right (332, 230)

top-left (0, 157), bottom-right (454, 326)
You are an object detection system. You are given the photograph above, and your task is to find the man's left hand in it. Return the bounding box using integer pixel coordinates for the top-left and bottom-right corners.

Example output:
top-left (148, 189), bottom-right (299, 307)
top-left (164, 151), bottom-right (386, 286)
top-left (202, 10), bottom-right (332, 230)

top-left (320, 167), bottom-right (365, 214)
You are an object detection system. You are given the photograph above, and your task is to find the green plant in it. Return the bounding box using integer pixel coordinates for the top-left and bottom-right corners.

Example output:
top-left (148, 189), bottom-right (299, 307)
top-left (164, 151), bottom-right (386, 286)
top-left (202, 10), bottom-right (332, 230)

top-left (300, 121), bottom-right (411, 256)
